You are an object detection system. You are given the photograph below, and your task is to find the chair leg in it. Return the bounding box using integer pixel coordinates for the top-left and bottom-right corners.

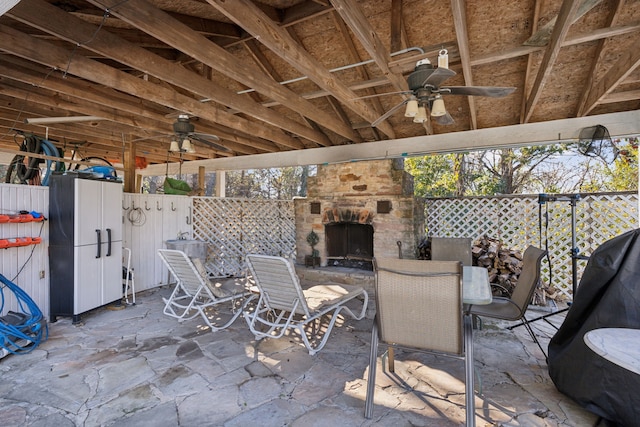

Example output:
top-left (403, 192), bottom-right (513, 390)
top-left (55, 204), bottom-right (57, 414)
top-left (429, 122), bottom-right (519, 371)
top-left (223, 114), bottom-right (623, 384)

top-left (522, 317), bottom-right (548, 362)
top-left (364, 322), bottom-right (379, 419)
top-left (464, 314), bottom-right (476, 427)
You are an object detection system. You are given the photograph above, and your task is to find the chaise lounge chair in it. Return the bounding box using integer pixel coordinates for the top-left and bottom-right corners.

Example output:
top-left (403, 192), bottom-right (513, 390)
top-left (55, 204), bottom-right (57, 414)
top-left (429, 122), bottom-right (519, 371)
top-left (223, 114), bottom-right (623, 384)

top-left (158, 249), bottom-right (251, 331)
top-left (244, 254), bottom-right (369, 355)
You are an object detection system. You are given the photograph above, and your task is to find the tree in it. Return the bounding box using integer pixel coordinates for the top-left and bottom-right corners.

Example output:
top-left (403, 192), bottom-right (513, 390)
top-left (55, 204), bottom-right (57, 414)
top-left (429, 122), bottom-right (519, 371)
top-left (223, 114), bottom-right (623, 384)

top-left (225, 166), bottom-right (309, 199)
top-left (592, 139), bottom-right (638, 192)
top-left (467, 145), bottom-right (566, 194)
top-left (405, 154), bottom-right (458, 197)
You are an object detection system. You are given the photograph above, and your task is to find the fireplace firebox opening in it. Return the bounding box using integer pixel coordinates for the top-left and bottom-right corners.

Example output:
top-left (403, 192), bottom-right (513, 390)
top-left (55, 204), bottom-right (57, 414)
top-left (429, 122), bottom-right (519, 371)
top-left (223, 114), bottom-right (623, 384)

top-left (325, 223), bottom-right (374, 270)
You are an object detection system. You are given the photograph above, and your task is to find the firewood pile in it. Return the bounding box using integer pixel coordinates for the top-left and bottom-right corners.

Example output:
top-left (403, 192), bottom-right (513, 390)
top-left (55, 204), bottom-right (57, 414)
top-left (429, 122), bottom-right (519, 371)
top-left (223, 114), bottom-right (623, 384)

top-left (418, 235), bottom-right (561, 305)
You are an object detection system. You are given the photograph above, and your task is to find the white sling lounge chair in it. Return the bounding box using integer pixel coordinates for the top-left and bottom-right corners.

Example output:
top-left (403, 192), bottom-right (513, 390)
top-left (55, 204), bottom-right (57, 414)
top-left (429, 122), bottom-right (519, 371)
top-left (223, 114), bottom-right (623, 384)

top-left (244, 254), bottom-right (369, 355)
top-left (158, 249), bottom-right (251, 331)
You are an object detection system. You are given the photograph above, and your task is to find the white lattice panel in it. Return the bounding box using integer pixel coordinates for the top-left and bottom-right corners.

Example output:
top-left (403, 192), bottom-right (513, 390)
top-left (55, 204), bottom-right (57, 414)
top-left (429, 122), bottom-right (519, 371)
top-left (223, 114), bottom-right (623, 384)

top-left (425, 192), bottom-right (638, 300)
top-left (191, 198), bottom-right (295, 277)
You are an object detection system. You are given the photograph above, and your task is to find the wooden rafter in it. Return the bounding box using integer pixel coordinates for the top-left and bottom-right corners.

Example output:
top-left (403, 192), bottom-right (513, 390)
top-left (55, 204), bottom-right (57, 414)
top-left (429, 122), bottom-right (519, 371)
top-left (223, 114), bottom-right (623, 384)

top-left (450, 0), bottom-right (477, 130)
top-left (82, 0), bottom-right (358, 144)
top-left (523, 0), bottom-right (581, 123)
top-left (576, 0), bottom-right (624, 116)
top-left (582, 44), bottom-right (640, 115)
top-left (206, 0), bottom-right (396, 139)
top-left (0, 24), bottom-right (293, 152)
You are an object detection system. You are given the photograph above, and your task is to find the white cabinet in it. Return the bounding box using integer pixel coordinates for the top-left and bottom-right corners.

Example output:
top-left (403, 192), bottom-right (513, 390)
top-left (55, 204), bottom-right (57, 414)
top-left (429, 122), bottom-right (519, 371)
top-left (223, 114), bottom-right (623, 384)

top-left (49, 173), bottom-right (123, 323)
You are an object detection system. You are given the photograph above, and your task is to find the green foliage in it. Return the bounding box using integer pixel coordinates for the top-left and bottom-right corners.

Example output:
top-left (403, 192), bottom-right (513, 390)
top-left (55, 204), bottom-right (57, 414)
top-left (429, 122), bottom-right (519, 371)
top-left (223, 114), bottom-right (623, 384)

top-left (405, 155), bottom-right (457, 197)
top-left (306, 230), bottom-right (319, 257)
top-left (607, 141), bottom-right (638, 191)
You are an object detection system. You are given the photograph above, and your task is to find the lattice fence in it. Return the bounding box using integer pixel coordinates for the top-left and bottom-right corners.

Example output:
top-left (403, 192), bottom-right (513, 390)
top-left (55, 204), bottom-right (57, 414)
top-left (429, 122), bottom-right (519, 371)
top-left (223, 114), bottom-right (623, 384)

top-left (425, 192), bottom-right (638, 301)
top-left (191, 197), bottom-right (295, 277)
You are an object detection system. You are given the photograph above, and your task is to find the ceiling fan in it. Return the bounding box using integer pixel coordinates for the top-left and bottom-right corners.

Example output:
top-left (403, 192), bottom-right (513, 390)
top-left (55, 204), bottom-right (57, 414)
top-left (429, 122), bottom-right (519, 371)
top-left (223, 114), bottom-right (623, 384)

top-left (135, 114), bottom-right (230, 153)
top-left (370, 50), bottom-right (516, 127)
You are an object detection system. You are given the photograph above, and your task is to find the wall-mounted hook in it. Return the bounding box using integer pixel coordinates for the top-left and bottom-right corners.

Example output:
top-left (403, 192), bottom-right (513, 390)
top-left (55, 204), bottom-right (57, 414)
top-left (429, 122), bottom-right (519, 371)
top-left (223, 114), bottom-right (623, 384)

top-left (131, 201), bottom-right (136, 210)
top-left (123, 201), bottom-right (130, 210)
top-left (156, 201), bottom-right (162, 211)
top-left (186, 206), bottom-right (192, 224)
top-left (145, 201), bottom-right (151, 211)
top-left (171, 202), bottom-right (176, 211)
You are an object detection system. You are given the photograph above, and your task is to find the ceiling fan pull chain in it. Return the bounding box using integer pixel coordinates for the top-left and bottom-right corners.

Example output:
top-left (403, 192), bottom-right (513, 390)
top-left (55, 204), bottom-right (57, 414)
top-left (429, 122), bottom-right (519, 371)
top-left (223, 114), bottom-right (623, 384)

top-left (438, 49), bottom-right (449, 69)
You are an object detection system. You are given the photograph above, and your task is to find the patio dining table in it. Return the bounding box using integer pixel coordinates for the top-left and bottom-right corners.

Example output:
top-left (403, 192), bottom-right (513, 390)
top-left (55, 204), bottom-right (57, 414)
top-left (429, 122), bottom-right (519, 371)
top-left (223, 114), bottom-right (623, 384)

top-left (462, 266), bottom-right (492, 306)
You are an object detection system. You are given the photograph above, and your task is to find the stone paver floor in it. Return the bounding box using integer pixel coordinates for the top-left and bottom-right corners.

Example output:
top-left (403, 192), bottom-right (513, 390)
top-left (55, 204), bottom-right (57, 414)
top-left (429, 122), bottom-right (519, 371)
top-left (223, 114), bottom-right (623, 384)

top-left (0, 283), bottom-right (600, 426)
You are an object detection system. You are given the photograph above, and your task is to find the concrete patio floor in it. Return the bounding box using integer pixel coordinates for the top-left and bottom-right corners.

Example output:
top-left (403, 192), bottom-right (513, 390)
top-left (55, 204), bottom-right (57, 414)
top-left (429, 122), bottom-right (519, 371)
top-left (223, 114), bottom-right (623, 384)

top-left (0, 279), bottom-right (601, 426)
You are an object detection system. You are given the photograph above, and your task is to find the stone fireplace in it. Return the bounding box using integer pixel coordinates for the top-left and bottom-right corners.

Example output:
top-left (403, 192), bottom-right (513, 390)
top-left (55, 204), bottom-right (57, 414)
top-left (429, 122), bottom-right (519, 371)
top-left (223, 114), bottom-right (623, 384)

top-left (294, 159), bottom-right (424, 269)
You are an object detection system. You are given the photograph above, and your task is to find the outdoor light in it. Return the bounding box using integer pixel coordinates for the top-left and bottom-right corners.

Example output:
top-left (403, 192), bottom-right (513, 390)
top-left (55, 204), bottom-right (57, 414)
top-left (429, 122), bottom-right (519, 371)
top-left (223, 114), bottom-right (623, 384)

top-left (169, 140), bottom-right (180, 152)
top-left (404, 98), bottom-right (419, 117)
top-left (430, 96), bottom-right (447, 117)
top-left (413, 106), bottom-right (428, 123)
top-left (24, 115), bottom-right (104, 125)
top-left (181, 138), bottom-right (195, 153)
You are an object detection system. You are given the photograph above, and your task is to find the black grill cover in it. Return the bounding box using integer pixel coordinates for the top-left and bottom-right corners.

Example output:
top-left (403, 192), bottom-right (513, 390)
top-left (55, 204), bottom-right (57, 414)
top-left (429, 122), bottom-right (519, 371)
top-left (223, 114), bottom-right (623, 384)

top-left (548, 228), bottom-right (640, 426)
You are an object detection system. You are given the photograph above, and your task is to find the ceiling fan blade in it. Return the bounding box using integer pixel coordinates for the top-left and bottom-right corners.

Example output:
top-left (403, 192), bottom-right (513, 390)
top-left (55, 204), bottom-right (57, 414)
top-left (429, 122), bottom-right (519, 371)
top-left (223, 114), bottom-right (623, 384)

top-left (371, 99), bottom-right (409, 127)
top-left (190, 134), bottom-right (231, 152)
top-left (443, 86), bottom-right (516, 97)
top-left (421, 67), bottom-right (456, 87)
top-left (434, 112), bottom-right (455, 126)
top-left (352, 90), bottom-right (413, 100)
top-left (191, 132), bottom-right (220, 141)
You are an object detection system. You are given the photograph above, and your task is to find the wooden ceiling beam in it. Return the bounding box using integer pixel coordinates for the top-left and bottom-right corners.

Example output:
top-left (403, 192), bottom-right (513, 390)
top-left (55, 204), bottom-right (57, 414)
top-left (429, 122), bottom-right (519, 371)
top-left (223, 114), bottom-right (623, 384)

top-left (472, 23), bottom-right (640, 67)
top-left (330, 0), bottom-right (407, 94)
top-left (600, 89), bottom-right (640, 104)
top-left (0, 60), bottom-right (274, 154)
top-left (83, 0), bottom-right (358, 144)
top-left (330, 11), bottom-right (383, 141)
top-left (520, 0), bottom-right (542, 124)
top-left (576, 0), bottom-right (625, 117)
top-left (206, 0), bottom-right (395, 139)
top-left (523, 0), bottom-right (581, 123)
top-left (524, 0), bottom-right (604, 46)
top-left (582, 45), bottom-right (640, 115)
top-left (0, 25), bottom-right (294, 154)
top-left (450, 0), bottom-right (477, 130)
top-left (0, 58), bottom-right (267, 155)
top-left (8, 0), bottom-right (312, 150)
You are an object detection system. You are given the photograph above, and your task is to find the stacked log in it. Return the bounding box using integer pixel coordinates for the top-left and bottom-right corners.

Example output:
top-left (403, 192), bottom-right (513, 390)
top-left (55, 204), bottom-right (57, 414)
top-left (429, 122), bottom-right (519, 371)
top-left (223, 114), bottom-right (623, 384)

top-left (472, 236), bottom-right (522, 297)
top-left (418, 235), bottom-right (560, 305)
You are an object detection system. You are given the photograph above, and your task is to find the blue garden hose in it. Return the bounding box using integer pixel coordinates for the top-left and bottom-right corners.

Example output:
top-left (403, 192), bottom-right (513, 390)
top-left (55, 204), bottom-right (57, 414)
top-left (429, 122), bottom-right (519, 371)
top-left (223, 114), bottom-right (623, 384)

top-left (40, 138), bottom-right (64, 186)
top-left (0, 273), bottom-right (47, 355)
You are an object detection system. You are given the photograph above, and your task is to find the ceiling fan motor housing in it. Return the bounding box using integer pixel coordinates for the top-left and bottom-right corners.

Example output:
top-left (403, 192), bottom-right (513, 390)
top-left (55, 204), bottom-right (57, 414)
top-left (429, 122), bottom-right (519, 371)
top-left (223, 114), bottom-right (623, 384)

top-left (407, 63), bottom-right (436, 91)
top-left (173, 118), bottom-right (195, 134)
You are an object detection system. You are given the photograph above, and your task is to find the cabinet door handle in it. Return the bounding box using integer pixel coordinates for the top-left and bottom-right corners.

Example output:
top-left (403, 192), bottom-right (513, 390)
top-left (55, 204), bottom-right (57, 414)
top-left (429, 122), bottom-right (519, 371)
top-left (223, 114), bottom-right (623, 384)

top-left (106, 228), bottom-right (112, 257)
top-left (95, 229), bottom-right (101, 258)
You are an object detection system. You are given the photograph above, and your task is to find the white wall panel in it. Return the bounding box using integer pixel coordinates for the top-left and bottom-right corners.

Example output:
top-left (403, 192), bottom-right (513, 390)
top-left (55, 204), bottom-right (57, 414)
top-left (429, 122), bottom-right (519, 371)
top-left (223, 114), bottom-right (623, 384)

top-left (0, 184), bottom-right (49, 318)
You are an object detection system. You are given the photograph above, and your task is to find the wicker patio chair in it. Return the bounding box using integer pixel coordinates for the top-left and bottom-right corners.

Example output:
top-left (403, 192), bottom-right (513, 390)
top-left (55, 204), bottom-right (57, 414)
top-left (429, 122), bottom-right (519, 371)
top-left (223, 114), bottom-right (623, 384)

top-left (365, 258), bottom-right (476, 426)
top-left (244, 254), bottom-right (368, 355)
top-left (158, 249), bottom-right (251, 331)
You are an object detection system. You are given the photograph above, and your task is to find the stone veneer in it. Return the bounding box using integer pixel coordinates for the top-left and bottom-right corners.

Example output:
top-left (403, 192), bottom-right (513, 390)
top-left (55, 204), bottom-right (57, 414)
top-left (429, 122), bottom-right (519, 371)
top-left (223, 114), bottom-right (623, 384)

top-left (294, 158), bottom-right (425, 266)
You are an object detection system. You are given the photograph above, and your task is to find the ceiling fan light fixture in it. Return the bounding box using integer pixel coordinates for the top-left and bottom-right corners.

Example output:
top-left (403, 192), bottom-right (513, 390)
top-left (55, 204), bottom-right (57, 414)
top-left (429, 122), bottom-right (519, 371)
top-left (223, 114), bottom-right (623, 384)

top-left (169, 140), bottom-right (180, 152)
top-left (431, 96), bottom-right (447, 117)
top-left (404, 99), bottom-right (419, 117)
top-left (181, 138), bottom-right (195, 153)
top-left (413, 106), bottom-right (428, 123)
